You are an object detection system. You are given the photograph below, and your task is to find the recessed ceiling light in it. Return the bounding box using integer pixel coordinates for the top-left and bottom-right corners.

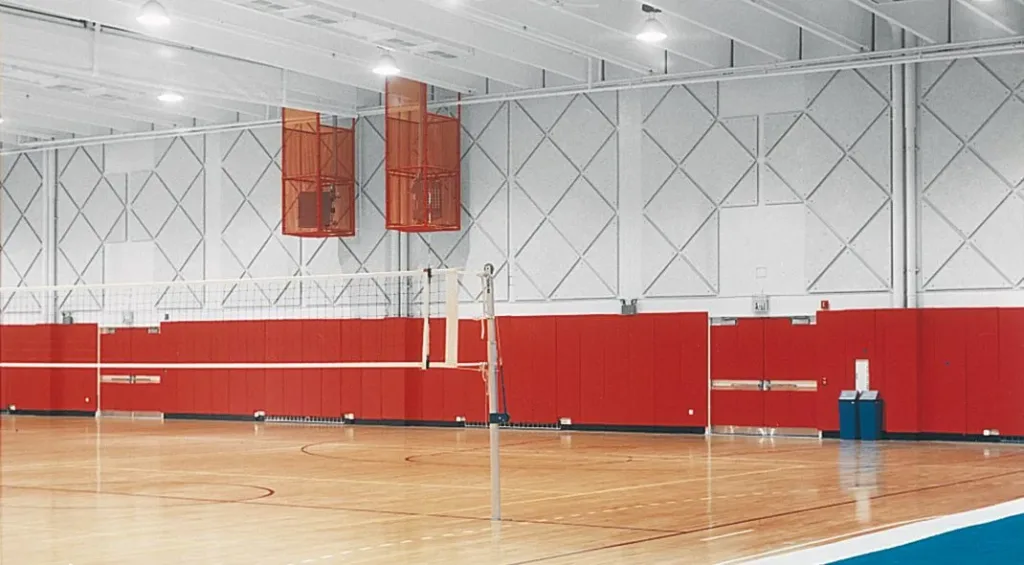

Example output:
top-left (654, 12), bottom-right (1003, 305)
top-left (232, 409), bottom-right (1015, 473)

top-left (158, 91), bottom-right (183, 103)
top-left (637, 16), bottom-right (668, 43)
top-left (372, 53), bottom-right (400, 76)
top-left (137, 0), bottom-right (170, 27)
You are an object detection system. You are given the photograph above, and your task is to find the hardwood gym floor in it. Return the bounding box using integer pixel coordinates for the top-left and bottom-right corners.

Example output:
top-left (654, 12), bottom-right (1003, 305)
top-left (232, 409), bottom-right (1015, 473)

top-left (2, 418), bottom-right (1023, 564)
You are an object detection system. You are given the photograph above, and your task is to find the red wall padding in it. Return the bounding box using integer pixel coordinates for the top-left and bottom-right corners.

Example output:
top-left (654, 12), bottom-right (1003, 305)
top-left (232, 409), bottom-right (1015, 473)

top-left (1, 324), bottom-right (97, 411)
top-left (51, 325), bottom-right (97, 412)
top-left (919, 309), bottom-right (968, 434)
top-left (8, 307), bottom-right (1024, 437)
top-left (708, 307), bottom-right (1022, 436)
top-left (998, 310), bottom-right (1024, 436)
top-left (497, 313), bottom-right (708, 427)
top-left (874, 309), bottom-right (919, 433)
top-left (965, 309), bottom-right (999, 435)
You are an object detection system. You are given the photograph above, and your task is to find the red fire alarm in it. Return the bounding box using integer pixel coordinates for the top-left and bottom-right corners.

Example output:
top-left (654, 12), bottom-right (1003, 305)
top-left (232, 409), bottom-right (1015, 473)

top-left (820, 300), bottom-right (830, 311)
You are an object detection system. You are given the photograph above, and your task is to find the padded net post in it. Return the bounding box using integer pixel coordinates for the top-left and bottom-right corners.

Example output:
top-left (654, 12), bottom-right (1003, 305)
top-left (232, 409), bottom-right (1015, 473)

top-left (282, 108), bottom-right (356, 237)
top-left (384, 78), bottom-right (461, 232)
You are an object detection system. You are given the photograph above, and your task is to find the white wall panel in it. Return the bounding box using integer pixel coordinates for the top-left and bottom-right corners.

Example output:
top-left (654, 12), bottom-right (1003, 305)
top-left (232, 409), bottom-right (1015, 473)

top-left (1, 67), bottom-right (914, 317)
top-left (919, 56), bottom-right (1024, 298)
top-left (221, 127), bottom-right (296, 281)
top-left (56, 146), bottom-right (124, 290)
top-left (642, 69), bottom-right (891, 305)
top-left (413, 96), bottom-right (620, 304)
top-left (50, 137), bottom-right (208, 295)
top-left (0, 152), bottom-right (45, 289)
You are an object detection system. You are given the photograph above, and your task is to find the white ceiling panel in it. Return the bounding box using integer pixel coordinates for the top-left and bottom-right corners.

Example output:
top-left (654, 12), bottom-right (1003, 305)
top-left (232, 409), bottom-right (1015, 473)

top-left (0, 0), bottom-right (1016, 147)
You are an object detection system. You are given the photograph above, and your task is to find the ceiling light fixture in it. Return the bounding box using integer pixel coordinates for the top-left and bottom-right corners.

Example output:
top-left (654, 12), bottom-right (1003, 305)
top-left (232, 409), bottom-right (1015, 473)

top-left (157, 91), bottom-right (184, 103)
top-left (137, 0), bottom-right (171, 27)
top-left (372, 52), bottom-right (400, 76)
top-left (636, 4), bottom-right (667, 43)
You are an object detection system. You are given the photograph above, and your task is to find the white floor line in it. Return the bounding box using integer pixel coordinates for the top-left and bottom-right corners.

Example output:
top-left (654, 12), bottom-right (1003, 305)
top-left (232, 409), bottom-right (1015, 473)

top-left (742, 499), bottom-right (1024, 565)
top-left (714, 516), bottom-right (937, 565)
top-left (701, 529), bottom-right (753, 542)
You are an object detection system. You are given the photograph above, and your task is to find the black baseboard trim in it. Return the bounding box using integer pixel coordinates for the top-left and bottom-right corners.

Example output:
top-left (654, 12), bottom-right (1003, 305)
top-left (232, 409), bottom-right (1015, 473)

top-left (164, 413), bottom-right (258, 422)
top-left (885, 431), bottom-right (1024, 443)
top-left (821, 430), bottom-right (1024, 443)
top-left (399, 419), bottom-right (466, 428)
top-left (7, 410), bottom-right (1022, 444)
top-left (563, 423), bottom-right (706, 435)
top-left (2, 409), bottom-right (95, 418)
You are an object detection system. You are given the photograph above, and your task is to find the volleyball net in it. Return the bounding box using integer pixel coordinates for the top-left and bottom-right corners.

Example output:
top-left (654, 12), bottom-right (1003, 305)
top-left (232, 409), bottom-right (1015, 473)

top-left (0, 265), bottom-right (505, 519)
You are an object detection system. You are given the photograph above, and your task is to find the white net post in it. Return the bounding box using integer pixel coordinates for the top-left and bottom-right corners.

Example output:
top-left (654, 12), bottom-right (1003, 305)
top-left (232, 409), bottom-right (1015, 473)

top-left (421, 268), bottom-right (431, 370)
top-left (481, 263), bottom-right (501, 521)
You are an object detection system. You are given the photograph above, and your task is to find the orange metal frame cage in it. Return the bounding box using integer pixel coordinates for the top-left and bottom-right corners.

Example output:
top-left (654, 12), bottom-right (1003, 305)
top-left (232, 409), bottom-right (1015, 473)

top-left (281, 108), bottom-right (356, 237)
top-left (385, 78), bottom-right (462, 233)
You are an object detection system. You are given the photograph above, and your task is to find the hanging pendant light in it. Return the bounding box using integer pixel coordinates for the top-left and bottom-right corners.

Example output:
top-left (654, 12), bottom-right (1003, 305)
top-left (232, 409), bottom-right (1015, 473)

top-left (137, 0), bottom-right (171, 27)
top-left (636, 4), bottom-right (667, 43)
top-left (636, 15), bottom-right (668, 43)
top-left (158, 91), bottom-right (184, 103)
top-left (372, 52), bottom-right (400, 76)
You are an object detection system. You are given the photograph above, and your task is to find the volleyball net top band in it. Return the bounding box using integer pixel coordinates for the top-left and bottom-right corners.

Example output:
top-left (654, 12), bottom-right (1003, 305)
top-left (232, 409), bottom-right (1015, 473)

top-left (0, 268), bottom-right (490, 371)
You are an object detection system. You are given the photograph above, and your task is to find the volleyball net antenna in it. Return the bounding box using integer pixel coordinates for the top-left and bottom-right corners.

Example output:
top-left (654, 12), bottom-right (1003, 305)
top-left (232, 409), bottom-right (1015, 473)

top-left (0, 265), bottom-right (505, 520)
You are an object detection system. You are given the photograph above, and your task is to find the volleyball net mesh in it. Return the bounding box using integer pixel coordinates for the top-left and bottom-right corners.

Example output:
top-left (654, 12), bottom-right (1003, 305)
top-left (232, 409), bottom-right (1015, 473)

top-left (0, 268), bottom-right (494, 408)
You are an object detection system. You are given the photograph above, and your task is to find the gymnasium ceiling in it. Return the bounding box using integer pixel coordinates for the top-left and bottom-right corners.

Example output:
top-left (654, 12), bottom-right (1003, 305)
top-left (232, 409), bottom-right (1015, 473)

top-left (1, 0), bottom-right (1023, 148)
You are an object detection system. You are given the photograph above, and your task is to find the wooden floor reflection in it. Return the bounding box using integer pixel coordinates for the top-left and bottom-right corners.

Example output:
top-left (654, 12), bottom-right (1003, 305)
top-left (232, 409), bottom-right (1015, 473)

top-left (2, 417), bottom-right (1023, 564)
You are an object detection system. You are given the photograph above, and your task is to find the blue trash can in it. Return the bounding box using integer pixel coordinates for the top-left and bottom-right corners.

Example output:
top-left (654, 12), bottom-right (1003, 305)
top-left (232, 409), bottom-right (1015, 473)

top-left (838, 390), bottom-right (860, 440)
top-left (857, 390), bottom-right (883, 441)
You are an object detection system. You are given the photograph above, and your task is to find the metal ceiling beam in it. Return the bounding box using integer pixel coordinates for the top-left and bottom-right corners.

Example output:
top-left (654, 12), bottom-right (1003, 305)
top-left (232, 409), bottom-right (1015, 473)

top-left (107, 0), bottom-right (486, 93)
top-left (0, 134), bottom-right (28, 147)
top-left (536, 0), bottom-right (731, 69)
top-left (3, 0), bottom-right (394, 93)
top-left (741, 0), bottom-right (872, 52)
top-left (2, 82), bottom-right (182, 128)
top-left (175, 0), bottom-right (491, 92)
top-left (1, 94), bottom-right (150, 132)
top-left (2, 111), bottom-right (109, 137)
top-left (305, 0), bottom-right (568, 87)
top-left (0, 11), bottom-right (353, 119)
top-left (453, 0), bottom-right (660, 74)
top-left (642, 0), bottom-right (800, 61)
top-left (957, 0), bottom-right (1024, 35)
top-left (320, 0), bottom-right (587, 81)
top-left (1, 126), bottom-right (67, 141)
top-left (845, 0), bottom-right (949, 44)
